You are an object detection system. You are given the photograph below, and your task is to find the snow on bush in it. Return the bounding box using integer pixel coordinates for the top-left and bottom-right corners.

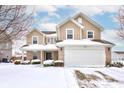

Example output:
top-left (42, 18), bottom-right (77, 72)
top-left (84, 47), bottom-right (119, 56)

top-left (31, 59), bottom-right (41, 64)
top-left (21, 60), bottom-right (30, 64)
top-left (14, 60), bottom-right (21, 65)
top-left (43, 60), bottom-right (54, 65)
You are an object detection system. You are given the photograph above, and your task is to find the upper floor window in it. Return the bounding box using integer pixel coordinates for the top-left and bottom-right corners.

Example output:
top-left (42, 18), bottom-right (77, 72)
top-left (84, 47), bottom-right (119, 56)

top-left (32, 36), bottom-right (38, 44)
top-left (47, 37), bottom-right (56, 44)
top-left (66, 29), bottom-right (74, 39)
top-left (78, 17), bottom-right (82, 24)
top-left (87, 30), bottom-right (94, 39)
top-left (47, 38), bottom-right (50, 43)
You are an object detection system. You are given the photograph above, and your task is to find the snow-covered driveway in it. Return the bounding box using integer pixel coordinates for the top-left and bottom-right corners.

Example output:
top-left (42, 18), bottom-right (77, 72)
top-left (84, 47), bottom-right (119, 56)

top-left (0, 63), bottom-right (72, 88)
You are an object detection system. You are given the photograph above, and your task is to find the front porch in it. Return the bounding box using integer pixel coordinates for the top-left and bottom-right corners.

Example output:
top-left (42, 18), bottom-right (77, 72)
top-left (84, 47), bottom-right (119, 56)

top-left (21, 44), bottom-right (58, 63)
top-left (26, 51), bottom-right (58, 62)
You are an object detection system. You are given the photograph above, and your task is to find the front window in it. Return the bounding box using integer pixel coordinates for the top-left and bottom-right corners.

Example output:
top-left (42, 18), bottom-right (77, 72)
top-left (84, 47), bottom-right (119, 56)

top-left (32, 36), bottom-right (38, 44)
top-left (66, 29), bottom-right (74, 39)
top-left (87, 31), bottom-right (94, 39)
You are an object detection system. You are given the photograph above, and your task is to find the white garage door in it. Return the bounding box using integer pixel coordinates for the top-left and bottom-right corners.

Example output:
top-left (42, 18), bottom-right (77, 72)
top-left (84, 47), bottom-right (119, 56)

top-left (64, 46), bottom-right (105, 67)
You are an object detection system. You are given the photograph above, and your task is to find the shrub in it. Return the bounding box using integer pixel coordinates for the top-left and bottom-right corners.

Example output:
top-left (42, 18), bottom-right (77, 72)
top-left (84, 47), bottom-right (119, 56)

top-left (44, 64), bottom-right (54, 67)
top-left (32, 61), bottom-right (41, 64)
top-left (31, 59), bottom-right (41, 64)
top-left (14, 60), bottom-right (21, 65)
top-left (54, 60), bottom-right (64, 67)
top-left (54, 62), bottom-right (64, 67)
top-left (109, 62), bottom-right (123, 68)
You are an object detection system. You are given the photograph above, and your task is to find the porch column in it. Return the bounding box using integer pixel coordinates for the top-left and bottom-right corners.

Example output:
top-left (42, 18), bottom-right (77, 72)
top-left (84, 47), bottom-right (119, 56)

top-left (41, 51), bottom-right (44, 64)
top-left (21, 50), bottom-right (24, 62)
top-left (58, 48), bottom-right (64, 60)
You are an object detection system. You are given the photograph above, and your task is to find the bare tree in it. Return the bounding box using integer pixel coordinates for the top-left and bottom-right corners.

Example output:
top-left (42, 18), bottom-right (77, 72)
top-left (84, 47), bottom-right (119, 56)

top-left (0, 5), bottom-right (33, 43)
top-left (117, 5), bottom-right (124, 39)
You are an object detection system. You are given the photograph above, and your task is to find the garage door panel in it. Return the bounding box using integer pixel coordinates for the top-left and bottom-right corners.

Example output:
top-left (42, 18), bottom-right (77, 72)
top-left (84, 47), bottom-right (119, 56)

top-left (64, 46), bottom-right (105, 67)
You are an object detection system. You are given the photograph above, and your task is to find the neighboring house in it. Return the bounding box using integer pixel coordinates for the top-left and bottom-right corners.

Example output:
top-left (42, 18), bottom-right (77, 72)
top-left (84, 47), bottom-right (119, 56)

top-left (0, 40), bottom-right (12, 62)
top-left (22, 12), bottom-right (115, 67)
top-left (112, 51), bottom-right (124, 61)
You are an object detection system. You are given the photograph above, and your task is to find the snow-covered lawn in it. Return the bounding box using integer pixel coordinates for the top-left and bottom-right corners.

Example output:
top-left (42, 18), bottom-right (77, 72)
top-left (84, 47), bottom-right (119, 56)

top-left (0, 63), bottom-right (70, 88)
top-left (0, 63), bottom-right (124, 88)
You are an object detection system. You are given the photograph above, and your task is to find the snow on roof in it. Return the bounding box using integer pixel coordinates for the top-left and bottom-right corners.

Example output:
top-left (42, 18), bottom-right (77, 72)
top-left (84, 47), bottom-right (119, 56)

top-left (21, 44), bottom-right (58, 51)
top-left (43, 44), bottom-right (58, 51)
top-left (21, 44), bottom-right (44, 51)
top-left (56, 39), bottom-right (113, 47)
top-left (46, 33), bottom-right (57, 38)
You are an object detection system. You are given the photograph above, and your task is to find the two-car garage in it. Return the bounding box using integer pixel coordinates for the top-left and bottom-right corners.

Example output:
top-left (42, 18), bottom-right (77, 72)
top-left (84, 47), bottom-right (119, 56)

top-left (56, 40), bottom-right (111, 67)
top-left (64, 46), bottom-right (105, 67)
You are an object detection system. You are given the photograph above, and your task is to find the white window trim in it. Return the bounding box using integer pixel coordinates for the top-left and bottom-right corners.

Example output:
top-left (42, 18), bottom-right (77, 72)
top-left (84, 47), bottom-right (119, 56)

top-left (32, 36), bottom-right (39, 44)
top-left (66, 28), bottom-right (74, 40)
top-left (47, 37), bottom-right (56, 44)
top-left (87, 30), bottom-right (94, 39)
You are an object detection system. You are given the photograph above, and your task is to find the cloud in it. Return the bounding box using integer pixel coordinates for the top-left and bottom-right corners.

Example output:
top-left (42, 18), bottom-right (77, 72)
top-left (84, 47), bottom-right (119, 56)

top-left (39, 23), bottom-right (57, 31)
top-left (102, 29), bottom-right (124, 50)
top-left (35, 5), bottom-right (57, 13)
top-left (70, 5), bottom-right (120, 16)
top-left (34, 5), bottom-right (61, 18)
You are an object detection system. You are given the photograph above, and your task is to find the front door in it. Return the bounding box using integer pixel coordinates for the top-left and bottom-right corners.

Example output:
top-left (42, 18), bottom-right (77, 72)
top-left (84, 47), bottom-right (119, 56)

top-left (46, 52), bottom-right (52, 60)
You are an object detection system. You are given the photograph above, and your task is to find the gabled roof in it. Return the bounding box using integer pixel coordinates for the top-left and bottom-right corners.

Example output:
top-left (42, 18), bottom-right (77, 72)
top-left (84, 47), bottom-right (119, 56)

top-left (26, 29), bottom-right (45, 36)
top-left (57, 12), bottom-right (104, 31)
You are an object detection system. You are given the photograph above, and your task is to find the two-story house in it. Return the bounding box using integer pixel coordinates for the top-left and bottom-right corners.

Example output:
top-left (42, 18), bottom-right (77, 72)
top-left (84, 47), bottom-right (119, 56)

top-left (21, 12), bottom-right (114, 67)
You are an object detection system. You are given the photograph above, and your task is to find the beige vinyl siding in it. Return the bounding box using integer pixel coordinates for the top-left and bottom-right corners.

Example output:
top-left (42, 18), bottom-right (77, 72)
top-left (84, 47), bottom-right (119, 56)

top-left (75, 15), bottom-right (101, 39)
top-left (59, 21), bottom-right (80, 40)
top-left (26, 29), bottom-right (45, 45)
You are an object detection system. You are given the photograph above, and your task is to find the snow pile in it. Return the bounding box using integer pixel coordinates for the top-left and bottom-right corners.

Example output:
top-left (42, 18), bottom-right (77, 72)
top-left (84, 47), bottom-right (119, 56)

top-left (43, 60), bottom-right (54, 65)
